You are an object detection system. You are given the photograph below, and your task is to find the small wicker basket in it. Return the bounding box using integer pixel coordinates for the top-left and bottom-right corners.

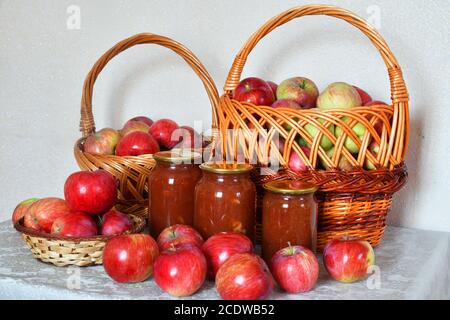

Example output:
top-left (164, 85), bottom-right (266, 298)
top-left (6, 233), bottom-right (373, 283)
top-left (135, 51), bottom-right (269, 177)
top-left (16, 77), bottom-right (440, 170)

top-left (14, 214), bottom-right (146, 267)
top-left (74, 33), bottom-right (219, 218)
top-left (216, 5), bottom-right (409, 249)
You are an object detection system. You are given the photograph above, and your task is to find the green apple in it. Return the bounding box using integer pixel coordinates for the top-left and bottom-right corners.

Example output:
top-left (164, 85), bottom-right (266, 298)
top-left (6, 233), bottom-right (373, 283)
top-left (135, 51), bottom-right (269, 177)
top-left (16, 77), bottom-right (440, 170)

top-left (317, 82), bottom-right (362, 110)
top-left (334, 117), bottom-right (367, 154)
top-left (303, 118), bottom-right (335, 151)
top-left (320, 147), bottom-right (353, 171)
top-left (364, 141), bottom-right (380, 170)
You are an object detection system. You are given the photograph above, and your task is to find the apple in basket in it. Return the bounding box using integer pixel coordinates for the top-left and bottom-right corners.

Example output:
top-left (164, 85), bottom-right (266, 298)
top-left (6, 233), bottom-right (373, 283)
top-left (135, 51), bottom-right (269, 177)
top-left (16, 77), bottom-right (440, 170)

top-left (149, 119), bottom-right (182, 150)
top-left (353, 85), bottom-right (372, 105)
top-left (172, 125), bottom-right (203, 149)
top-left (303, 116), bottom-right (335, 151)
top-left (365, 100), bottom-right (388, 107)
top-left (215, 253), bottom-right (274, 300)
top-left (12, 198), bottom-right (39, 225)
top-left (51, 211), bottom-right (98, 237)
top-left (323, 237), bottom-right (375, 283)
top-left (103, 234), bottom-right (159, 283)
top-left (271, 99), bottom-right (302, 110)
top-left (64, 170), bottom-right (117, 215)
top-left (115, 131), bottom-right (160, 156)
top-left (121, 119), bottom-right (151, 137)
top-left (288, 146), bottom-right (311, 173)
top-left (157, 224), bottom-right (204, 251)
top-left (129, 116), bottom-right (154, 127)
top-left (364, 140), bottom-right (380, 170)
top-left (154, 243), bottom-right (207, 297)
top-left (23, 197), bottom-right (72, 232)
top-left (233, 77), bottom-right (275, 106)
top-left (202, 231), bottom-right (254, 279)
top-left (100, 209), bottom-right (133, 236)
top-left (271, 244), bottom-right (319, 293)
top-left (267, 81), bottom-right (278, 99)
top-left (276, 77), bottom-right (319, 109)
top-left (320, 147), bottom-right (354, 171)
top-left (84, 128), bottom-right (121, 156)
top-left (334, 117), bottom-right (368, 154)
top-left (317, 82), bottom-right (362, 110)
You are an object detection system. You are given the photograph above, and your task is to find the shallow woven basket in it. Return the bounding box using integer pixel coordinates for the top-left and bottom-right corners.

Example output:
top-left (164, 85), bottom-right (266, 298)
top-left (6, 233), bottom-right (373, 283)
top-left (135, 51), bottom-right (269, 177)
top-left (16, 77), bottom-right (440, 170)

top-left (14, 214), bottom-right (146, 267)
top-left (216, 5), bottom-right (409, 250)
top-left (74, 33), bottom-right (219, 217)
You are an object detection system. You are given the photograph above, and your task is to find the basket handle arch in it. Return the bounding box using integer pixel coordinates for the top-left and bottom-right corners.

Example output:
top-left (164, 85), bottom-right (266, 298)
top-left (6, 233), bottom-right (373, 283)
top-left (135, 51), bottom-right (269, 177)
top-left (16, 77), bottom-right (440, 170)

top-left (223, 5), bottom-right (409, 162)
top-left (80, 33), bottom-right (220, 137)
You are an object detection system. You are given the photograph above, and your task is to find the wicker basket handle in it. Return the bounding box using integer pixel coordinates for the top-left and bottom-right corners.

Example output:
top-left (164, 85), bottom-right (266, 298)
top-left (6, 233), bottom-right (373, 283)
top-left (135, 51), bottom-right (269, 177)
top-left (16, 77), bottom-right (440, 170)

top-left (224, 5), bottom-right (408, 105)
top-left (80, 33), bottom-right (219, 137)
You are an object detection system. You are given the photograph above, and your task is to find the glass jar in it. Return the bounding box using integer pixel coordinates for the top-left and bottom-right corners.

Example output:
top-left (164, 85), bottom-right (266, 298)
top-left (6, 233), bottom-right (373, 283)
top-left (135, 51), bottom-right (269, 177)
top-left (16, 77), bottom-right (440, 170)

top-left (194, 163), bottom-right (256, 240)
top-left (262, 179), bottom-right (318, 263)
top-left (148, 150), bottom-right (202, 237)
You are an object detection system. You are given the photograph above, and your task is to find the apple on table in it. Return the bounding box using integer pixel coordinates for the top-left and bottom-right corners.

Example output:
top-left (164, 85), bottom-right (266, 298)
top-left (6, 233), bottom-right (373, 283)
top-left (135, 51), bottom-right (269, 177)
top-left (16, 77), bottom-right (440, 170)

top-left (157, 224), bottom-right (204, 251)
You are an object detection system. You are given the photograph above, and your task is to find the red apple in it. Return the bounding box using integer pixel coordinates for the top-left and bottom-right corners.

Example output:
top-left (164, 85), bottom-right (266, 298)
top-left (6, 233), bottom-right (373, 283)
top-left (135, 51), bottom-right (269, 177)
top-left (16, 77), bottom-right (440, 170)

top-left (154, 243), bottom-right (207, 297)
top-left (353, 86), bottom-right (373, 105)
top-left (12, 198), bottom-right (39, 225)
top-left (271, 244), bottom-right (319, 293)
top-left (202, 232), bottom-right (254, 279)
top-left (271, 99), bottom-right (302, 110)
top-left (149, 119), bottom-right (181, 149)
top-left (121, 120), bottom-right (151, 137)
top-left (233, 77), bottom-right (275, 106)
top-left (172, 126), bottom-right (203, 149)
top-left (84, 128), bottom-right (120, 155)
top-left (216, 253), bottom-right (274, 300)
top-left (100, 209), bottom-right (133, 236)
top-left (276, 77), bottom-right (319, 109)
top-left (323, 237), bottom-right (375, 283)
top-left (365, 100), bottom-right (388, 107)
top-left (51, 211), bottom-right (98, 237)
top-left (129, 116), bottom-right (154, 127)
top-left (103, 234), bottom-right (159, 283)
top-left (64, 170), bottom-right (117, 215)
top-left (288, 146), bottom-right (311, 173)
top-left (267, 81), bottom-right (278, 99)
top-left (157, 224), bottom-right (204, 251)
top-left (23, 197), bottom-right (71, 232)
top-left (115, 131), bottom-right (160, 156)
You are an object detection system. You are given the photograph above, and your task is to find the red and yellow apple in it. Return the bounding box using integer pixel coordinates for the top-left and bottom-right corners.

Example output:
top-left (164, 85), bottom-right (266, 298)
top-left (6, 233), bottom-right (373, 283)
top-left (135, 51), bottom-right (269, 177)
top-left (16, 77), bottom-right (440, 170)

top-left (276, 77), bottom-right (319, 109)
top-left (12, 198), bottom-right (39, 225)
top-left (317, 82), bottom-right (362, 110)
top-left (24, 197), bottom-right (71, 232)
top-left (84, 128), bottom-right (120, 155)
top-left (120, 120), bottom-right (151, 137)
top-left (129, 116), bottom-right (154, 127)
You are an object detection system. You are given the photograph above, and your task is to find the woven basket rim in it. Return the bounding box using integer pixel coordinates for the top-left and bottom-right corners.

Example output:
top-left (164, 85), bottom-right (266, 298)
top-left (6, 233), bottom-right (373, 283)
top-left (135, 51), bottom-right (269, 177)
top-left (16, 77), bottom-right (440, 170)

top-left (14, 213), bottom-right (146, 243)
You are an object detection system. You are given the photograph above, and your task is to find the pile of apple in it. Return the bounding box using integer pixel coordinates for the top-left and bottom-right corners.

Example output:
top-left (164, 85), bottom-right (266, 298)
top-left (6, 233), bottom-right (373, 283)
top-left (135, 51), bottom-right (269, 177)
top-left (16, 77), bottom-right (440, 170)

top-left (12, 170), bottom-right (134, 238)
top-left (233, 77), bottom-right (388, 171)
top-left (83, 116), bottom-right (204, 156)
top-left (102, 224), bottom-right (375, 300)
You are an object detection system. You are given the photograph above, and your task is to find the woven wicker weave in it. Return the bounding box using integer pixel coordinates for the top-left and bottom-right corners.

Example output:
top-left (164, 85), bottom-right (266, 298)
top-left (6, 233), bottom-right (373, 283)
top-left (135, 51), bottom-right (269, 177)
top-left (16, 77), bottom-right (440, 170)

top-left (74, 33), bottom-right (219, 217)
top-left (216, 5), bottom-right (409, 249)
top-left (14, 214), bottom-right (146, 267)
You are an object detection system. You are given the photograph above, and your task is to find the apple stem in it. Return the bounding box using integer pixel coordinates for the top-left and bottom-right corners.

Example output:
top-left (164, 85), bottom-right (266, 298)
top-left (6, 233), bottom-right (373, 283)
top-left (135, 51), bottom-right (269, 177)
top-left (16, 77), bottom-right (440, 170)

top-left (286, 242), bottom-right (295, 255)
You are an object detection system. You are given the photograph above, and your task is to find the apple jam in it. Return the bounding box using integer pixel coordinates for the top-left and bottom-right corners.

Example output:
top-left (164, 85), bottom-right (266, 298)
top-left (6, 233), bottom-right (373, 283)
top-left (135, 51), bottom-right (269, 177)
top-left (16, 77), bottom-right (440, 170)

top-left (262, 180), bottom-right (318, 263)
top-left (194, 163), bottom-right (256, 240)
top-left (148, 150), bottom-right (202, 237)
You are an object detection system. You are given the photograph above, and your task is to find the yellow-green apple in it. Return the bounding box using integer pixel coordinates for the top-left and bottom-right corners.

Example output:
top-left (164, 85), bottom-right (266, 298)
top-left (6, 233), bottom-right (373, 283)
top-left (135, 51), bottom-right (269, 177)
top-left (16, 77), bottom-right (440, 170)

top-left (84, 128), bottom-right (120, 155)
top-left (157, 224), bottom-right (204, 251)
top-left (202, 231), bottom-right (254, 279)
top-left (64, 170), bottom-right (117, 215)
top-left (129, 116), bottom-right (154, 127)
top-left (323, 237), bottom-right (375, 283)
top-left (121, 120), bottom-right (151, 137)
top-left (24, 197), bottom-right (71, 232)
top-left (103, 234), bottom-right (159, 283)
top-left (154, 243), bottom-right (207, 297)
top-left (334, 117), bottom-right (368, 153)
top-left (233, 77), bottom-right (275, 106)
top-left (317, 82), bottom-right (362, 110)
top-left (276, 77), bottom-right (319, 109)
top-left (12, 198), bottom-right (39, 225)
top-left (149, 119), bottom-right (181, 149)
top-left (100, 209), bottom-right (133, 236)
top-left (320, 147), bottom-right (353, 171)
top-left (215, 253), bottom-right (274, 300)
top-left (364, 141), bottom-right (380, 170)
top-left (271, 244), bottom-right (319, 293)
top-left (353, 86), bottom-right (372, 105)
top-left (116, 131), bottom-right (160, 156)
top-left (267, 81), bottom-right (278, 99)
top-left (302, 116), bottom-right (335, 151)
top-left (51, 211), bottom-right (98, 237)
top-left (288, 146), bottom-right (311, 173)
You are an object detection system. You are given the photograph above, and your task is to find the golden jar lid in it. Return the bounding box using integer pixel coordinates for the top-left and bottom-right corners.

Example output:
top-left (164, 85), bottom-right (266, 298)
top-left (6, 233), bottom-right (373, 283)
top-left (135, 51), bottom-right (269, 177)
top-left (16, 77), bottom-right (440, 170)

top-left (199, 162), bottom-right (253, 174)
top-left (153, 149), bottom-right (202, 164)
top-left (263, 179), bottom-right (318, 194)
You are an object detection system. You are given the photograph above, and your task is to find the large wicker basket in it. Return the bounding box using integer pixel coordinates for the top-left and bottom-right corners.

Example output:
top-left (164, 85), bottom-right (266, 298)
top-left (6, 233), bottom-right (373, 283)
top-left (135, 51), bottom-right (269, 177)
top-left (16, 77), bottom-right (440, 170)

top-left (14, 214), bottom-right (146, 267)
top-left (74, 33), bottom-right (219, 218)
top-left (216, 5), bottom-right (409, 250)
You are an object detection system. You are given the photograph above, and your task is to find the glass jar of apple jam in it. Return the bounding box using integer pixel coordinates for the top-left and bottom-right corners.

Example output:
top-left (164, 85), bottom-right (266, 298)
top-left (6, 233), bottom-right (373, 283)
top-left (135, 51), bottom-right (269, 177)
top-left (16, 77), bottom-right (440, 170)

top-left (262, 179), bottom-right (318, 263)
top-left (194, 163), bottom-right (256, 240)
top-left (148, 150), bottom-right (202, 237)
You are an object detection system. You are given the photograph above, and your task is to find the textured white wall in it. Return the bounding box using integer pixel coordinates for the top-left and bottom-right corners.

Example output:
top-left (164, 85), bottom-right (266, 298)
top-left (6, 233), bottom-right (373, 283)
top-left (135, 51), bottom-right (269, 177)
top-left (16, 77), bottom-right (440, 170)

top-left (1, 0), bottom-right (449, 232)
